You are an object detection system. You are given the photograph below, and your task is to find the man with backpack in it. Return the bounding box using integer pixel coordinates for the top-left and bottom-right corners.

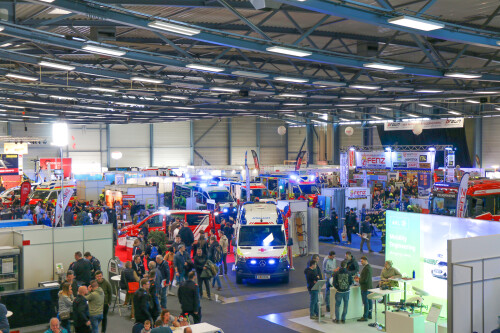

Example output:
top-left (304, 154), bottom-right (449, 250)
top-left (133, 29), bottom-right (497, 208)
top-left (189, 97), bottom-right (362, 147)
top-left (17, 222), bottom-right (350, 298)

top-left (332, 261), bottom-right (354, 324)
top-left (155, 255), bottom-right (170, 310)
top-left (207, 236), bottom-right (223, 291)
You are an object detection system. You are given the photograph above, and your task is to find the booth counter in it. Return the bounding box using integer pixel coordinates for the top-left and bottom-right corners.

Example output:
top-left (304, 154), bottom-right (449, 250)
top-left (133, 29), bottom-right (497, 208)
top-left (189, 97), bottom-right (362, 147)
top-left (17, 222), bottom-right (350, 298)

top-left (329, 285), bottom-right (364, 320)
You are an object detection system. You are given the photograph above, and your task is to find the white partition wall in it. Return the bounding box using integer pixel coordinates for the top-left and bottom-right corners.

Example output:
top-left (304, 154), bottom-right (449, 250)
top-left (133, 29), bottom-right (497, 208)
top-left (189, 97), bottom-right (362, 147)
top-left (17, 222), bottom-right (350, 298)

top-left (448, 233), bottom-right (500, 333)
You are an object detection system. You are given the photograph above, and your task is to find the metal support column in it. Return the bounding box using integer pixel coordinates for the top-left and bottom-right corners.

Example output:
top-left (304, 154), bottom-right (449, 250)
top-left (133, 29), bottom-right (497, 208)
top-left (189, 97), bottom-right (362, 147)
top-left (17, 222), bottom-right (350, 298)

top-left (306, 119), bottom-right (314, 165)
top-left (362, 114), bottom-right (373, 146)
top-left (106, 124), bottom-right (110, 168)
top-left (333, 120), bottom-right (340, 165)
top-left (190, 120), bottom-right (194, 165)
top-left (6, 121), bottom-right (11, 135)
top-left (149, 124), bottom-right (154, 167)
top-left (228, 118), bottom-right (232, 165)
top-left (285, 124), bottom-right (289, 160)
top-left (256, 119), bottom-right (261, 157)
top-left (474, 116), bottom-right (482, 168)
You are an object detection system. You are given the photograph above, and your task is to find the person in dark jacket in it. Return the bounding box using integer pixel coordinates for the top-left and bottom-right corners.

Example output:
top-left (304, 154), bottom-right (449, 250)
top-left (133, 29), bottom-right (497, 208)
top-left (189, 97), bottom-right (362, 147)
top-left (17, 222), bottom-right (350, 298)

top-left (178, 271), bottom-right (201, 324)
top-left (304, 260), bottom-right (319, 320)
top-left (193, 248), bottom-right (211, 300)
top-left (310, 254), bottom-right (323, 280)
top-left (148, 270), bottom-right (160, 321)
top-left (120, 261), bottom-right (140, 307)
top-left (140, 222), bottom-right (149, 242)
top-left (0, 299), bottom-right (10, 333)
top-left (133, 255), bottom-right (146, 278)
top-left (178, 224), bottom-right (194, 258)
top-left (332, 261), bottom-right (354, 324)
top-left (95, 271), bottom-right (112, 333)
top-left (331, 208), bottom-right (341, 244)
top-left (133, 278), bottom-right (153, 327)
top-left (173, 244), bottom-right (188, 285)
top-left (59, 270), bottom-right (78, 297)
top-left (356, 256), bottom-right (373, 321)
top-left (73, 286), bottom-right (91, 333)
top-left (64, 207), bottom-right (74, 226)
top-left (345, 208), bottom-right (357, 244)
top-left (84, 252), bottom-right (101, 280)
top-left (155, 255), bottom-right (170, 310)
top-left (359, 217), bottom-right (373, 253)
top-left (72, 252), bottom-right (93, 286)
top-left (342, 251), bottom-right (359, 277)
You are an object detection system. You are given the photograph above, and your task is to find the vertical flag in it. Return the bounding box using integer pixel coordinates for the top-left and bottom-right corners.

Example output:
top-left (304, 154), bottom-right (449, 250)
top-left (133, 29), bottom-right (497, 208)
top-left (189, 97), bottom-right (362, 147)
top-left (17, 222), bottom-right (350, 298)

top-left (456, 172), bottom-right (470, 218)
top-left (245, 151), bottom-right (251, 202)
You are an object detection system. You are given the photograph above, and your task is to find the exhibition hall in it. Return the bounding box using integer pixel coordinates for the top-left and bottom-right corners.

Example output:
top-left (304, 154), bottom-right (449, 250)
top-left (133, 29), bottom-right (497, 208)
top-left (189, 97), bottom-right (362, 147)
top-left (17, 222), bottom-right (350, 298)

top-left (0, 0), bottom-right (498, 333)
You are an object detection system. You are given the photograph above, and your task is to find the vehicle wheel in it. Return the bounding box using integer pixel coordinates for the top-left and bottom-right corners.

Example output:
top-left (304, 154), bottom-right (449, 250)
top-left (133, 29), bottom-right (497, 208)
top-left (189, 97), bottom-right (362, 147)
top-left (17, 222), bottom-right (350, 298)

top-left (282, 275), bottom-right (289, 284)
top-left (236, 275), bottom-right (243, 284)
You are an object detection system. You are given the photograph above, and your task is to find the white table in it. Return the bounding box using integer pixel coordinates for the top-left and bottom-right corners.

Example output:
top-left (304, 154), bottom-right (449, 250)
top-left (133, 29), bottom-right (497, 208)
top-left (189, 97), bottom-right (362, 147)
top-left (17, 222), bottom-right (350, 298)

top-left (329, 285), bottom-right (363, 320)
top-left (368, 288), bottom-right (401, 327)
top-left (110, 275), bottom-right (122, 314)
top-left (172, 323), bottom-right (224, 333)
top-left (389, 278), bottom-right (416, 303)
top-left (386, 311), bottom-right (425, 333)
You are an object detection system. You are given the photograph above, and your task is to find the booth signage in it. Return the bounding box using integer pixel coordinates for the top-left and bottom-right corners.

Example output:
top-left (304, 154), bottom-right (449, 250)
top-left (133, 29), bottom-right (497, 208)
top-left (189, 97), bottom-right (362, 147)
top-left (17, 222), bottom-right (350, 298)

top-left (20, 180), bottom-right (31, 206)
top-left (55, 187), bottom-right (73, 226)
top-left (0, 154), bottom-right (22, 175)
top-left (40, 158), bottom-right (72, 178)
top-left (384, 118), bottom-right (464, 131)
top-left (4, 142), bottom-right (28, 155)
top-left (355, 151), bottom-right (433, 170)
top-left (123, 194), bottom-right (135, 199)
top-left (419, 162), bottom-right (431, 169)
top-left (347, 188), bottom-right (369, 199)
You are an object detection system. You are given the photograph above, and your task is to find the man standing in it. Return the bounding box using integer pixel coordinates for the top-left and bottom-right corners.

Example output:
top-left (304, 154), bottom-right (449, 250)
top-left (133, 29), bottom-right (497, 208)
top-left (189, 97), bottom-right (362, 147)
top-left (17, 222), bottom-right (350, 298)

top-left (343, 251), bottom-right (359, 277)
top-left (60, 270), bottom-right (78, 297)
top-left (85, 280), bottom-right (104, 333)
top-left (133, 278), bottom-right (153, 328)
top-left (356, 256), bottom-right (373, 322)
top-left (73, 286), bottom-right (91, 333)
top-left (99, 208), bottom-right (108, 224)
top-left (84, 252), bottom-right (101, 280)
top-left (95, 271), bottom-right (112, 333)
top-left (178, 271), bottom-right (201, 324)
top-left (217, 229), bottom-right (228, 275)
top-left (178, 223), bottom-right (194, 258)
top-left (64, 207), bottom-right (74, 227)
top-left (359, 217), bottom-right (373, 253)
top-left (332, 261), bottom-right (354, 324)
top-left (322, 251), bottom-right (336, 313)
top-left (331, 208), bottom-right (340, 244)
top-left (0, 299), bottom-right (10, 333)
top-left (207, 236), bottom-right (222, 291)
top-left (173, 244), bottom-right (188, 286)
top-left (155, 255), bottom-right (170, 309)
top-left (304, 260), bottom-right (319, 320)
top-left (72, 251), bottom-right (92, 286)
top-left (132, 255), bottom-right (146, 278)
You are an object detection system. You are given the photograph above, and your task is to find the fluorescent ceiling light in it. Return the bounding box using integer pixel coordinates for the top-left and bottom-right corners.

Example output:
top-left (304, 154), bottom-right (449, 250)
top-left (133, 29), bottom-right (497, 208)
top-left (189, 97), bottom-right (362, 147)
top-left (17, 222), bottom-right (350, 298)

top-left (448, 111), bottom-right (461, 115)
top-left (350, 84), bottom-right (381, 90)
top-left (363, 62), bottom-right (404, 71)
top-left (38, 61), bottom-right (75, 71)
top-left (210, 87), bottom-right (239, 93)
top-left (48, 8), bottom-right (72, 14)
top-left (418, 103), bottom-right (433, 108)
top-left (131, 76), bottom-right (164, 84)
top-left (38, 0), bottom-right (55, 2)
top-left (5, 73), bottom-right (38, 81)
top-left (0, 43), bottom-right (12, 47)
top-left (395, 98), bottom-right (418, 101)
top-left (64, 111), bottom-right (81, 114)
top-left (227, 100), bottom-right (250, 104)
top-left (174, 106), bottom-right (195, 110)
top-left (24, 100), bottom-right (48, 105)
top-left (85, 106), bottom-right (107, 110)
top-left (388, 15), bottom-right (445, 31)
top-left (82, 44), bottom-right (126, 57)
top-left (415, 89), bottom-right (444, 93)
top-left (266, 46), bottom-right (312, 57)
top-left (147, 21), bottom-right (200, 36)
top-left (379, 107), bottom-right (392, 111)
top-left (312, 81), bottom-right (346, 87)
top-left (444, 72), bottom-right (482, 79)
top-left (372, 116), bottom-right (382, 120)
top-left (115, 102), bottom-right (144, 107)
top-left (335, 104), bottom-right (356, 107)
top-left (162, 95), bottom-right (188, 100)
top-left (341, 96), bottom-right (366, 100)
top-left (473, 90), bottom-right (499, 94)
top-left (275, 76), bottom-right (308, 83)
top-left (407, 114), bottom-right (419, 117)
top-left (465, 99), bottom-right (480, 104)
top-left (283, 103), bottom-right (305, 106)
top-left (280, 93), bottom-right (306, 98)
top-left (186, 64), bottom-right (224, 72)
top-left (342, 109), bottom-right (356, 113)
top-left (50, 95), bottom-right (76, 100)
top-left (88, 87), bottom-right (118, 93)
top-left (231, 70), bottom-right (268, 78)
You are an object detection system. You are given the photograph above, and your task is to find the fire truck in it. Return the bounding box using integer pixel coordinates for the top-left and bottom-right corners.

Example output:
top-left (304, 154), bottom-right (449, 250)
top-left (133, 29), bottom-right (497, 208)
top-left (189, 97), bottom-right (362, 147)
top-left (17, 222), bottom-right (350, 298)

top-left (429, 179), bottom-right (500, 220)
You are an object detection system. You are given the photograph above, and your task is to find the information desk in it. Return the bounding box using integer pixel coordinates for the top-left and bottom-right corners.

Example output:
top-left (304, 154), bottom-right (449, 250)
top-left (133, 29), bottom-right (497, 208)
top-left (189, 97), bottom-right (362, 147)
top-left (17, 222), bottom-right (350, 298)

top-left (329, 285), bottom-right (363, 320)
top-left (386, 311), bottom-right (425, 333)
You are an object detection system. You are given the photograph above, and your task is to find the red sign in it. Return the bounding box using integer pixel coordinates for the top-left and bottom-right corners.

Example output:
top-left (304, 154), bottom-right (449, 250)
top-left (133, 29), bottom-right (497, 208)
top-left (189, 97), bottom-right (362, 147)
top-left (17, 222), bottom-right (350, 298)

top-left (22, 240), bottom-right (30, 246)
top-left (20, 180), bottom-right (31, 206)
top-left (40, 158), bottom-right (72, 178)
top-left (123, 195), bottom-right (135, 199)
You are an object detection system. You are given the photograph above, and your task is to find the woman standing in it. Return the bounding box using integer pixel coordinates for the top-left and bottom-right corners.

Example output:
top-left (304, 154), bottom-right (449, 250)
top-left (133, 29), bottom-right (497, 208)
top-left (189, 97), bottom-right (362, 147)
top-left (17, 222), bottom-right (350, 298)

top-left (58, 282), bottom-right (74, 332)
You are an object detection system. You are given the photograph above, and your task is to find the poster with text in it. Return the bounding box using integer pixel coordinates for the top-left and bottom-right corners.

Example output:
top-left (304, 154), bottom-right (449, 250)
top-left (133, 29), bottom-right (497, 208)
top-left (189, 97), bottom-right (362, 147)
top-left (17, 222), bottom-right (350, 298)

top-left (40, 158), bottom-right (72, 178)
top-left (0, 154), bottom-right (22, 175)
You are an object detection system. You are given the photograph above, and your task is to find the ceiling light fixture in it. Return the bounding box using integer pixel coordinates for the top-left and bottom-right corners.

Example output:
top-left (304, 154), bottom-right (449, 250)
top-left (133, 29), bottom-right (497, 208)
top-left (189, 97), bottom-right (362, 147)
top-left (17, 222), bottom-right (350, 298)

top-left (48, 8), bottom-right (72, 14)
top-left (5, 73), bottom-right (38, 81)
top-left (147, 21), bottom-right (200, 36)
top-left (444, 72), bottom-right (482, 79)
top-left (448, 111), bottom-right (462, 115)
top-left (378, 107), bottom-right (392, 111)
top-left (473, 90), bottom-right (499, 94)
top-left (0, 43), bottom-right (12, 47)
top-left (363, 62), bottom-right (404, 71)
top-left (266, 46), bottom-right (312, 57)
top-left (186, 64), bottom-right (224, 72)
top-left (88, 87), bottom-right (118, 93)
top-left (82, 44), bottom-right (126, 57)
top-left (465, 99), bottom-right (480, 104)
top-left (210, 87), bottom-right (239, 93)
top-left (312, 80), bottom-right (346, 87)
top-left (407, 114), bottom-right (419, 117)
top-left (342, 109), bottom-right (356, 113)
top-left (280, 93), bottom-right (306, 98)
top-left (415, 89), bottom-right (444, 93)
top-left (38, 61), bottom-right (75, 71)
top-left (275, 76), bottom-right (308, 83)
top-left (231, 70), bottom-right (268, 78)
top-left (174, 106), bottom-right (195, 110)
top-left (350, 84), bottom-right (381, 90)
top-left (50, 95), bottom-right (76, 100)
top-left (340, 96), bottom-right (366, 100)
top-left (283, 103), bottom-right (305, 106)
top-left (24, 100), bottom-right (48, 105)
top-left (418, 103), bottom-right (433, 108)
top-left (372, 116), bottom-right (382, 120)
top-left (162, 95), bottom-right (188, 100)
top-left (388, 15), bottom-right (445, 31)
top-left (131, 76), bottom-right (163, 84)
top-left (395, 98), bottom-right (418, 101)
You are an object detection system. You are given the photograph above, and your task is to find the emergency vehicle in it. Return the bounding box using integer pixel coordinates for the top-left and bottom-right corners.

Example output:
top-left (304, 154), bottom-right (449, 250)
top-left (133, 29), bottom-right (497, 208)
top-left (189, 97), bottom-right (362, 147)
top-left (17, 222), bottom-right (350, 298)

top-left (429, 179), bottom-right (500, 220)
top-left (28, 181), bottom-right (77, 207)
top-left (231, 182), bottom-right (276, 203)
top-left (117, 209), bottom-right (218, 242)
top-left (233, 202), bottom-right (290, 284)
top-left (173, 182), bottom-right (235, 210)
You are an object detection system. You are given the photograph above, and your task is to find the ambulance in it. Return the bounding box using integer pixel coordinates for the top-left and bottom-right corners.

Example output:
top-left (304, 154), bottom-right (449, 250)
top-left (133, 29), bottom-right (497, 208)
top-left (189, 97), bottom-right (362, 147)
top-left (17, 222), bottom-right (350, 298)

top-left (231, 182), bottom-right (276, 203)
top-left (233, 202), bottom-right (290, 284)
top-left (28, 181), bottom-right (77, 207)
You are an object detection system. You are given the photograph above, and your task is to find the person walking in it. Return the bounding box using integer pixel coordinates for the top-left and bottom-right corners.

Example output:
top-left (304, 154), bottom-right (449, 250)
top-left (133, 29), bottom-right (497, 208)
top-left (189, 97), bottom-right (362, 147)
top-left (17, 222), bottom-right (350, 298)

top-left (95, 271), bottom-right (112, 333)
top-left (345, 208), bottom-right (357, 245)
top-left (64, 206), bottom-right (74, 227)
top-left (58, 282), bottom-right (74, 332)
top-left (155, 255), bottom-right (170, 310)
top-left (305, 260), bottom-right (319, 320)
top-left (322, 251), bottom-right (336, 313)
top-left (177, 271), bottom-right (201, 324)
top-left (207, 236), bottom-right (222, 291)
top-left (332, 261), bottom-right (354, 324)
top-left (356, 256), bottom-right (373, 322)
top-left (133, 278), bottom-right (153, 330)
top-left (120, 261), bottom-right (140, 311)
top-left (173, 244), bottom-right (188, 286)
top-left (331, 208), bottom-right (341, 244)
top-left (73, 286), bottom-right (91, 333)
top-left (193, 248), bottom-right (211, 300)
top-left (359, 217), bottom-right (373, 253)
top-left (178, 223), bottom-right (194, 258)
top-left (85, 280), bottom-right (104, 333)
top-left (217, 230), bottom-right (228, 275)
top-left (148, 270), bottom-right (160, 322)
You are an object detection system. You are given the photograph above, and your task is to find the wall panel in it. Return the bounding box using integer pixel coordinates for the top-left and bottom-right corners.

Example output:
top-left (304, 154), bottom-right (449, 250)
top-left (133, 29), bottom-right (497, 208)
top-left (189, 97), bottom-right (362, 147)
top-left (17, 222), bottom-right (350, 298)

top-left (340, 124), bottom-right (363, 148)
top-left (153, 148), bottom-right (190, 166)
top-left (153, 121), bottom-right (190, 147)
top-left (115, 148), bottom-right (149, 168)
top-left (288, 126), bottom-right (306, 160)
top-left (110, 124), bottom-right (149, 147)
top-left (482, 117), bottom-right (499, 168)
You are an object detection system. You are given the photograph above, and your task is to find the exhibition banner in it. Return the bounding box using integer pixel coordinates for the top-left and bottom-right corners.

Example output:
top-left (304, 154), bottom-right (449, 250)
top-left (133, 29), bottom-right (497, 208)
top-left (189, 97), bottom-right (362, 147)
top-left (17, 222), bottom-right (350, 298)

top-left (346, 187), bottom-right (369, 199)
top-left (355, 151), bottom-right (433, 170)
top-left (4, 143), bottom-right (28, 155)
top-left (294, 151), bottom-right (306, 171)
top-left (0, 154), bottom-right (22, 175)
top-left (251, 149), bottom-right (260, 171)
top-left (384, 118), bottom-right (464, 131)
top-left (55, 187), bottom-right (73, 226)
top-left (20, 180), bottom-right (31, 206)
top-left (417, 173), bottom-right (431, 196)
top-left (40, 158), bottom-right (72, 178)
top-left (456, 172), bottom-right (470, 218)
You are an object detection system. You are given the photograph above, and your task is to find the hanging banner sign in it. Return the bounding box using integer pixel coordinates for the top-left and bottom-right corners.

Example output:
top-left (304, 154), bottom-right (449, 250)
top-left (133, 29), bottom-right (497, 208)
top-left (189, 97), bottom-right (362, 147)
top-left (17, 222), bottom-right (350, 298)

top-left (4, 143), bottom-right (28, 155)
top-left (384, 118), bottom-right (464, 131)
top-left (355, 151), bottom-right (432, 170)
top-left (20, 180), bottom-right (31, 206)
top-left (456, 172), bottom-right (470, 218)
top-left (0, 154), bottom-right (22, 175)
top-left (40, 158), bottom-right (72, 178)
top-left (55, 187), bottom-right (73, 226)
top-left (346, 187), bottom-right (369, 200)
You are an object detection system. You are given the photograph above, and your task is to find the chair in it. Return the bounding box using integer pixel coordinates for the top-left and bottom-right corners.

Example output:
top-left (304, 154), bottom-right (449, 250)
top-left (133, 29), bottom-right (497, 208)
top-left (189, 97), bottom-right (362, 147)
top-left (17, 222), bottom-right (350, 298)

top-left (411, 286), bottom-right (429, 314)
top-left (367, 292), bottom-right (383, 329)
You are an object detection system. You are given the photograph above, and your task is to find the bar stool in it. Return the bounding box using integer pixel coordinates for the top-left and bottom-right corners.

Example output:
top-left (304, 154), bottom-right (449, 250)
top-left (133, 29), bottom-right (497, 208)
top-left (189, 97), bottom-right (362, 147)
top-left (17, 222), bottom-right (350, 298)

top-left (367, 292), bottom-right (383, 329)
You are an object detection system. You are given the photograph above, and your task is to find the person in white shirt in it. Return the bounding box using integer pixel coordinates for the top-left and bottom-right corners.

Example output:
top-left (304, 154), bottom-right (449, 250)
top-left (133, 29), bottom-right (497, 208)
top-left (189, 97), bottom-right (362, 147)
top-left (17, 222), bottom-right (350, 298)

top-left (99, 208), bottom-right (108, 224)
top-left (323, 251), bottom-right (337, 313)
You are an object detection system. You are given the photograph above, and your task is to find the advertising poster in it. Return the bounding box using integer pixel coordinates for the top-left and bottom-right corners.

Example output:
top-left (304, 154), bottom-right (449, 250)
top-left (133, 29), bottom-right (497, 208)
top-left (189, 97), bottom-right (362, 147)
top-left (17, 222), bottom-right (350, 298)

top-left (4, 143), bottom-right (28, 155)
top-left (20, 180), bottom-right (31, 206)
top-left (355, 151), bottom-right (432, 170)
top-left (417, 173), bottom-right (431, 196)
top-left (384, 118), bottom-right (464, 131)
top-left (40, 158), bottom-right (72, 178)
top-left (0, 154), bottom-right (22, 175)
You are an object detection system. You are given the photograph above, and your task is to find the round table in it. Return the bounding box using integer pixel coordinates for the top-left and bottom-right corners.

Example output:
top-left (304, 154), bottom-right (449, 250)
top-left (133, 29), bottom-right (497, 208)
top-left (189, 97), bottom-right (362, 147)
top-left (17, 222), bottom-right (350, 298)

top-left (110, 275), bottom-right (122, 314)
top-left (6, 311), bottom-right (12, 317)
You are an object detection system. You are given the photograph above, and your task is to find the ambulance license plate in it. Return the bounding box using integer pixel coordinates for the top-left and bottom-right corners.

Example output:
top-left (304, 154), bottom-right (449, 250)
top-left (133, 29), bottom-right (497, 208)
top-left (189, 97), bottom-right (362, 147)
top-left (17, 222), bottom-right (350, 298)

top-left (256, 275), bottom-right (270, 280)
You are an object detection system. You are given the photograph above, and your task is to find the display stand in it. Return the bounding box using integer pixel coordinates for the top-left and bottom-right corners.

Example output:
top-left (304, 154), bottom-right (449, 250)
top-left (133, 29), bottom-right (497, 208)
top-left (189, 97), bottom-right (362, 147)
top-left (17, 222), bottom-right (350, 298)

top-left (312, 280), bottom-right (326, 323)
top-left (426, 303), bottom-right (442, 333)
